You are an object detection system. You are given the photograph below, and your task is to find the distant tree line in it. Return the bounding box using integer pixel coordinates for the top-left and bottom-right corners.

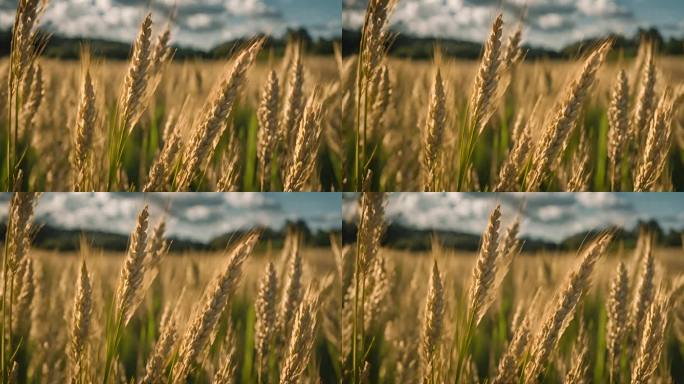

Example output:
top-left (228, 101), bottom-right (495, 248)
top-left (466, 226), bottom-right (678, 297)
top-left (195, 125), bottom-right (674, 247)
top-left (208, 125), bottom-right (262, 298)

top-left (343, 27), bottom-right (684, 60)
top-left (342, 219), bottom-right (683, 252)
top-left (0, 27), bottom-right (339, 60)
top-left (0, 220), bottom-right (335, 252)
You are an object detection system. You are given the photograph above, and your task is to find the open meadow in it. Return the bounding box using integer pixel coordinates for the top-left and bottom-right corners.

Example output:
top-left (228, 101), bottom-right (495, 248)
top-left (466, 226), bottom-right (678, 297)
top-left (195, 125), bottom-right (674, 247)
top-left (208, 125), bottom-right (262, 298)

top-left (0, 0), bottom-right (343, 192)
top-left (1, 192), bottom-right (341, 383)
top-left (343, 0), bottom-right (684, 191)
top-left (335, 192), bottom-right (684, 383)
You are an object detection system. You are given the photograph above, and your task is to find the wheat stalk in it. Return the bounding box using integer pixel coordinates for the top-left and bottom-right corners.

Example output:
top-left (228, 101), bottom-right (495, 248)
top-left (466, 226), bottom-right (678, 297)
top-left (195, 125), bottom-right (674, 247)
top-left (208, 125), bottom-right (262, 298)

top-left (280, 44), bottom-right (304, 148)
top-left (257, 70), bottom-right (280, 191)
top-left (144, 123), bottom-right (181, 192)
top-left (283, 91), bottom-right (323, 192)
top-left (631, 44), bottom-right (656, 144)
top-left (119, 14), bottom-right (152, 134)
top-left (469, 14), bottom-right (503, 134)
top-left (634, 94), bottom-right (674, 191)
top-left (631, 293), bottom-right (669, 384)
top-left (279, 287), bottom-right (320, 384)
top-left (277, 237), bottom-right (303, 351)
top-left (141, 306), bottom-right (177, 384)
top-left (72, 67), bottom-right (96, 191)
top-left (254, 261), bottom-right (278, 380)
top-left (115, 205), bottom-right (149, 324)
top-left (420, 259), bottom-right (444, 383)
top-left (172, 232), bottom-right (259, 382)
top-left (607, 70), bottom-right (629, 190)
top-left (527, 41), bottom-right (611, 190)
top-left (177, 39), bottom-right (264, 190)
top-left (492, 314), bottom-right (530, 384)
top-left (422, 68), bottom-right (446, 192)
top-left (606, 261), bottom-right (629, 382)
top-left (468, 204), bottom-right (501, 324)
top-left (524, 233), bottom-right (612, 381)
top-left (629, 234), bottom-right (655, 344)
top-left (69, 258), bottom-right (92, 383)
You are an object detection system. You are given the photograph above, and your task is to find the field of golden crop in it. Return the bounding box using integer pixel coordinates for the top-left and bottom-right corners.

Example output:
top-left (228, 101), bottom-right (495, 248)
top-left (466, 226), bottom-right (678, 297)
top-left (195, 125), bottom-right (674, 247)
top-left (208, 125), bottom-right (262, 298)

top-left (3, 192), bottom-right (684, 384)
top-left (334, 193), bottom-right (684, 384)
top-left (343, 1), bottom-right (684, 192)
top-left (0, 55), bottom-right (341, 192)
top-left (1, 193), bottom-right (340, 383)
top-left (0, 0), bottom-right (343, 192)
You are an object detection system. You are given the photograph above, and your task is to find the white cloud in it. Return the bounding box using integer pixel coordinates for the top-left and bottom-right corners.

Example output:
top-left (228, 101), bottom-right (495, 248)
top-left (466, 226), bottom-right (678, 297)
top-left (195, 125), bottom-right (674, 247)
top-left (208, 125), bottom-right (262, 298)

top-left (341, 193), bottom-right (677, 243)
top-left (343, 0), bottom-right (639, 49)
top-left (0, 193), bottom-right (340, 243)
top-left (0, 0), bottom-right (338, 50)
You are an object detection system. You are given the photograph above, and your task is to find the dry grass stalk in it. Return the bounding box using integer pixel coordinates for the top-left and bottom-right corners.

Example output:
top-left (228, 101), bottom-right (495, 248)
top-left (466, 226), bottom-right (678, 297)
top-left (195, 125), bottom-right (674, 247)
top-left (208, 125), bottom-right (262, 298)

top-left (492, 314), bottom-right (530, 384)
top-left (12, 256), bottom-right (34, 334)
top-left (279, 287), bottom-right (320, 384)
top-left (495, 115), bottom-right (530, 191)
top-left (280, 44), bottom-right (304, 147)
top-left (368, 65), bottom-right (391, 135)
top-left (11, 0), bottom-right (45, 82)
top-left (360, 0), bottom-right (397, 78)
top-left (69, 258), bottom-right (92, 383)
top-left (422, 69), bottom-right (446, 191)
top-left (606, 261), bottom-right (629, 382)
top-left (172, 232), bottom-right (259, 382)
top-left (564, 325), bottom-right (590, 383)
top-left (7, 192), bottom-right (38, 270)
top-left (634, 94), bottom-right (674, 191)
top-left (527, 41), bottom-right (611, 190)
top-left (141, 306), bottom-right (177, 384)
top-left (149, 24), bottom-right (172, 76)
top-left (567, 133), bottom-right (591, 191)
top-left (212, 325), bottom-right (238, 383)
top-left (502, 24), bottom-right (524, 70)
top-left (631, 294), bottom-right (669, 384)
top-left (20, 62), bottom-right (43, 130)
top-left (177, 39), bottom-right (263, 190)
top-left (524, 233), bottom-right (612, 382)
top-left (469, 14), bottom-right (504, 134)
top-left (283, 91), bottom-right (323, 192)
top-left (254, 261), bottom-right (278, 379)
top-left (420, 259), bottom-right (444, 383)
top-left (72, 67), bottom-right (97, 191)
top-left (144, 123), bottom-right (181, 192)
top-left (115, 205), bottom-right (149, 325)
top-left (364, 257), bottom-right (390, 330)
top-left (607, 70), bottom-right (629, 190)
top-left (277, 237), bottom-right (303, 350)
top-left (357, 192), bottom-right (386, 272)
top-left (119, 14), bottom-right (152, 133)
top-left (257, 70), bottom-right (280, 191)
top-left (629, 234), bottom-right (655, 343)
top-left (468, 204), bottom-right (501, 324)
top-left (217, 147), bottom-right (242, 192)
top-left (631, 43), bottom-right (656, 144)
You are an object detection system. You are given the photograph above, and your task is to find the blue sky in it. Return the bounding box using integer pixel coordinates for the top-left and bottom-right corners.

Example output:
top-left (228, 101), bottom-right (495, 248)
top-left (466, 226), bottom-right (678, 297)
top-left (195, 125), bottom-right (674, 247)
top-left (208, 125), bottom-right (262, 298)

top-left (343, 0), bottom-right (684, 50)
top-left (0, 193), bottom-right (342, 243)
top-left (0, 0), bottom-right (341, 50)
top-left (342, 193), bottom-right (684, 243)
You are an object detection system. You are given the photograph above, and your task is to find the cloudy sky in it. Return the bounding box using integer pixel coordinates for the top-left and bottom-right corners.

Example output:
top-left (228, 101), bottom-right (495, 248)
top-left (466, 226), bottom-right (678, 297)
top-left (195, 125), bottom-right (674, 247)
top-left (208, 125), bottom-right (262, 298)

top-left (0, 193), bottom-right (341, 243)
top-left (343, 0), bottom-right (684, 49)
top-left (343, 193), bottom-right (684, 243)
top-left (0, 0), bottom-right (341, 50)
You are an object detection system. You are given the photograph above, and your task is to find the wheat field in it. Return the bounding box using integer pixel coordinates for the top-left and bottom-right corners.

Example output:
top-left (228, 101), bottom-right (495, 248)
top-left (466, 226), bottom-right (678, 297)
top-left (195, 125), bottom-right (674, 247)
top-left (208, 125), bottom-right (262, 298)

top-left (334, 192), bottom-right (684, 383)
top-left (343, 0), bottom-right (684, 191)
top-left (3, 192), bottom-right (684, 383)
top-left (0, 192), bottom-right (339, 383)
top-left (0, 0), bottom-right (342, 192)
